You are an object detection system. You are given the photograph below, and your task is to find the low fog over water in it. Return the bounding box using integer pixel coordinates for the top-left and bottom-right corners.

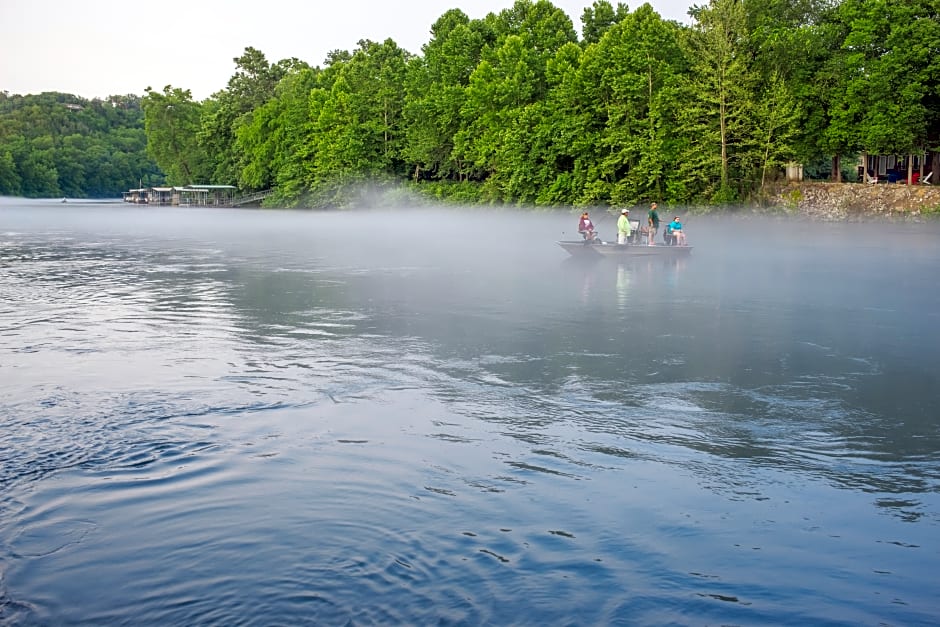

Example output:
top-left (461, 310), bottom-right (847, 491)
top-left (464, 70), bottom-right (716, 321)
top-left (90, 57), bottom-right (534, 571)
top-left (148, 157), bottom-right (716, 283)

top-left (2, 199), bottom-right (939, 625)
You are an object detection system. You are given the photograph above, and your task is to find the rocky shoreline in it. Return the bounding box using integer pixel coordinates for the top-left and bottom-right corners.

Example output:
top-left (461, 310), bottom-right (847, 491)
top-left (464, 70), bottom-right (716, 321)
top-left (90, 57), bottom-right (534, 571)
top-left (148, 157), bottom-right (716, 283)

top-left (762, 182), bottom-right (940, 220)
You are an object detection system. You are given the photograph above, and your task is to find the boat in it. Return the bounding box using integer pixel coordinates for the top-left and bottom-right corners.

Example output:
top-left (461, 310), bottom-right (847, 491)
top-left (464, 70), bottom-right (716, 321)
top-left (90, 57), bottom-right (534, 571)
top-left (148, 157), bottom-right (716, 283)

top-left (558, 239), bottom-right (692, 258)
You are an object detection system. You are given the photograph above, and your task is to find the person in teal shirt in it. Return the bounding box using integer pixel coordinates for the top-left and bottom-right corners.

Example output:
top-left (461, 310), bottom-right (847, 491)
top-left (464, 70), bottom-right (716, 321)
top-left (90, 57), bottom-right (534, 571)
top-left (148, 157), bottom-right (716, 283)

top-left (668, 216), bottom-right (687, 246)
top-left (617, 208), bottom-right (632, 244)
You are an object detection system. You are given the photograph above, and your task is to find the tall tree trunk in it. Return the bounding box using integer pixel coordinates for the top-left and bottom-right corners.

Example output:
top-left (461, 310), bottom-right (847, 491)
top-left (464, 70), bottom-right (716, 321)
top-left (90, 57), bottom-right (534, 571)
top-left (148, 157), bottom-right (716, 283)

top-left (720, 98), bottom-right (729, 190)
top-left (384, 106), bottom-right (389, 157)
top-left (831, 155), bottom-right (841, 182)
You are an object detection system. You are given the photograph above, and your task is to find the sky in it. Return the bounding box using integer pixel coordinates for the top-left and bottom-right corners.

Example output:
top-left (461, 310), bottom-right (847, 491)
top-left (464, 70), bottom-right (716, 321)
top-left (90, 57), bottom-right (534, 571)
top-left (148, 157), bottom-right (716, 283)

top-left (0, 0), bottom-right (692, 101)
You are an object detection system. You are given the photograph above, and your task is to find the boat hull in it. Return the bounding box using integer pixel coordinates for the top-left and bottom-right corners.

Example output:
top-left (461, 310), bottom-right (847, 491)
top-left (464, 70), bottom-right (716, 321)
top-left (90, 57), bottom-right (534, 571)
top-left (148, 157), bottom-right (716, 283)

top-left (558, 240), bottom-right (692, 258)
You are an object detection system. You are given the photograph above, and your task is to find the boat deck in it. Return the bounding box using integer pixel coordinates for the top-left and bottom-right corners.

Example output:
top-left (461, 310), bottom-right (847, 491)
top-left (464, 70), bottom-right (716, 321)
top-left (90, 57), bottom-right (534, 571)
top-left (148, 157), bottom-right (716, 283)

top-left (558, 240), bottom-right (693, 258)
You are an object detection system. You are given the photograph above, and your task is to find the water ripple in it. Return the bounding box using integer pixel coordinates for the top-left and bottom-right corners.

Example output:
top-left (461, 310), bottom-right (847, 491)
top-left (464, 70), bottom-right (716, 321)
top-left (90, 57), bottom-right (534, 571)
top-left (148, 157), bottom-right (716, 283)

top-left (3, 215), bottom-right (940, 625)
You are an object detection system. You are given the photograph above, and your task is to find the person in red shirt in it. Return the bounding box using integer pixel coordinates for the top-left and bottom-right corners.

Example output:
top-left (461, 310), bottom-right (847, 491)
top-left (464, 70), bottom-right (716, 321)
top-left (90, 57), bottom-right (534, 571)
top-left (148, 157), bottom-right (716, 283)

top-left (578, 212), bottom-right (596, 241)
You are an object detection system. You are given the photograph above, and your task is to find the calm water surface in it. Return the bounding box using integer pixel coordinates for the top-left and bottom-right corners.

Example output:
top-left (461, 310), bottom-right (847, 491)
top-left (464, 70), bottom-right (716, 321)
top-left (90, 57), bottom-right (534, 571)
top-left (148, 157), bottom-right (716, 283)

top-left (1, 201), bottom-right (939, 625)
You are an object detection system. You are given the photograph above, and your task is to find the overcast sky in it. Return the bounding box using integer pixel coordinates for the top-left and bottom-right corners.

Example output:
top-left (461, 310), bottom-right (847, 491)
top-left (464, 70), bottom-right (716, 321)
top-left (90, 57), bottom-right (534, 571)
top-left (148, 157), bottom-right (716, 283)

top-left (0, 0), bottom-right (692, 101)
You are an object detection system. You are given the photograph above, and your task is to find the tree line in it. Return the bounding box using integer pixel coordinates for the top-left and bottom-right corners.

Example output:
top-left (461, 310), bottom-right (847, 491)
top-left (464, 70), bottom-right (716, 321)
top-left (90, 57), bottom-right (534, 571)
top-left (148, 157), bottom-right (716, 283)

top-left (4, 0), bottom-right (938, 206)
top-left (0, 92), bottom-right (160, 198)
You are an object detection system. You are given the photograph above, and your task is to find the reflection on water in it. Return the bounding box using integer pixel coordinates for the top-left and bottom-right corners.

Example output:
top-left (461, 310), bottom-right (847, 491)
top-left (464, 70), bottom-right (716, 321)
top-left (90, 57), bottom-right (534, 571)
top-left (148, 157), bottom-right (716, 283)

top-left (616, 264), bottom-right (631, 309)
top-left (1, 203), bottom-right (939, 625)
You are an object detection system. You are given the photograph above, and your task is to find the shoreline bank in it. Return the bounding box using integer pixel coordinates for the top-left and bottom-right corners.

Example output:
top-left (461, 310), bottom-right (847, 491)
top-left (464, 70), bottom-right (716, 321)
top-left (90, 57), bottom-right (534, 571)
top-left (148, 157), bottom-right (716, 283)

top-left (762, 182), bottom-right (940, 220)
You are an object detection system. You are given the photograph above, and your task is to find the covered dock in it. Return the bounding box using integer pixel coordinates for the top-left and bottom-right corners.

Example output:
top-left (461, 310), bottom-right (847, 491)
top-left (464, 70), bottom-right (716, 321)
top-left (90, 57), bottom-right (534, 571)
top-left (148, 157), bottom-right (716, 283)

top-left (122, 185), bottom-right (237, 207)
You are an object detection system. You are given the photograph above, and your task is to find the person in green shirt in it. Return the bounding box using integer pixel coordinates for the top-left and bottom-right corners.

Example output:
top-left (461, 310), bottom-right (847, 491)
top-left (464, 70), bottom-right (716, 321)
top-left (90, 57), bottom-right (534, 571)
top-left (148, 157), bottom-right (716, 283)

top-left (617, 208), bottom-right (632, 245)
top-left (647, 202), bottom-right (660, 246)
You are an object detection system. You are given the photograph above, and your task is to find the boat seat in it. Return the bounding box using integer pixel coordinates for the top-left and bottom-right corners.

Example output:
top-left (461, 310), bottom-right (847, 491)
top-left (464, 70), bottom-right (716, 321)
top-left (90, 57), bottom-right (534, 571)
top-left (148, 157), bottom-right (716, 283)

top-left (630, 220), bottom-right (642, 243)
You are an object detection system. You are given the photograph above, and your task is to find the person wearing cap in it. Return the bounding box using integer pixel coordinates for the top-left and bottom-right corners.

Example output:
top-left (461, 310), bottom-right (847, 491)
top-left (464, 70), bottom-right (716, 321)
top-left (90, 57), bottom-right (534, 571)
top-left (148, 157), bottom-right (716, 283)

top-left (647, 202), bottom-right (660, 246)
top-left (668, 215), bottom-right (687, 246)
top-left (617, 208), bottom-right (632, 245)
top-left (578, 211), bottom-right (596, 241)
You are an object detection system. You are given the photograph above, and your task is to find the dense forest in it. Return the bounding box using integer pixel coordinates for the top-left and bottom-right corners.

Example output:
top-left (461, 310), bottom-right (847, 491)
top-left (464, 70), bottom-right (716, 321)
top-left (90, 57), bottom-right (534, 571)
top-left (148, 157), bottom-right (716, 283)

top-left (3, 0), bottom-right (939, 206)
top-left (0, 92), bottom-right (160, 198)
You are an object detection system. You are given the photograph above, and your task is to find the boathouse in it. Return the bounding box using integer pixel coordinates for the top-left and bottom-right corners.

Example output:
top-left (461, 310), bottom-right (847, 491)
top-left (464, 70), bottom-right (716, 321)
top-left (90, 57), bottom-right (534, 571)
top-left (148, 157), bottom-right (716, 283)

top-left (180, 185), bottom-right (236, 206)
top-left (122, 188), bottom-right (150, 204)
top-left (122, 185), bottom-right (237, 206)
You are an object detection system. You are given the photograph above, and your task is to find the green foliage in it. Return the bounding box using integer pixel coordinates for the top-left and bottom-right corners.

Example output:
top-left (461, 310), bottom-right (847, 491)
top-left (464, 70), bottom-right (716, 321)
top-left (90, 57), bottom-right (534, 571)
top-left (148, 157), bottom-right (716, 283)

top-left (142, 86), bottom-right (211, 185)
top-left (236, 66), bottom-right (320, 193)
top-left (839, 0), bottom-right (938, 154)
top-left (922, 202), bottom-right (940, 218)
top-left (783, 187), bottom-right (803, 211)
top-left (0, 92), bottom-right (159, 198)
top-left (452, 1), bottom-right (579, 203)
top-left (580, 1), bottom-right (631, 45)
top-left (678, 0), bottom-right (754, 202)
top-left (302, 39), bottom-right (412, 206)
top-left (585, 5), bottom-right (689, 204)
top-left (402, 9), bottom-right (491, 183)
top-left (10, 0), bottom-right (937, 208)
top-left (198, 48), bottom-right (307, 187)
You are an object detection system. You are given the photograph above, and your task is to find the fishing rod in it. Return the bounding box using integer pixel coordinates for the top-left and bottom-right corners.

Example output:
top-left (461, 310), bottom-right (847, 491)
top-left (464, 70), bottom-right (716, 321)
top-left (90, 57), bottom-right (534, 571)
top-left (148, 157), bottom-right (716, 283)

top-left (588, 206), bottom-right (620, 242)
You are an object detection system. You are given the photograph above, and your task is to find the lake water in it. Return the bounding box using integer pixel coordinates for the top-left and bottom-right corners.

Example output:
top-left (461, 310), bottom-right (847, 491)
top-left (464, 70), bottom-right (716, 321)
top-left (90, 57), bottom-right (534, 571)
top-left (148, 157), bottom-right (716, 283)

top-left (1, 200), bottom-right (939, 625)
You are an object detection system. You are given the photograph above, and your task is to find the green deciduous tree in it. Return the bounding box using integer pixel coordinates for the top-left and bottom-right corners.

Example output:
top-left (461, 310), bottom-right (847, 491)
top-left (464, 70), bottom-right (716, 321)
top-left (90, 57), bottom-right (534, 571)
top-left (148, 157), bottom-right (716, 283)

top-left (741, 0), bottom-right (827, 182)
top-left (304, 39), bottom-right (411, 205)
top-left (142, 86), bottom-right (210, 185)
top-left (533, 41), bottom-right (594, 205)
top-left (590, 4), bottom-right (689, 204)
top-left (454, 0), bottom-right (577, 202)
top-left (403, 10), bottom-right (491, 185)
top-left (0, 150), bottom-right (22, 195)
top-left (678, 0), bottom-right (753, 201)
top-left (120, 0), bottom-right (938, 208)
top-left (580, 0), bottom-right (630, 45)
top-left (836, 0), bottom-right (939, 157)
top-left (0, 91), bottom-right (155, 198)
top-left (236, 66), bottom-right (319, 202)
top-left (199, 48), bottom-right (303, 186)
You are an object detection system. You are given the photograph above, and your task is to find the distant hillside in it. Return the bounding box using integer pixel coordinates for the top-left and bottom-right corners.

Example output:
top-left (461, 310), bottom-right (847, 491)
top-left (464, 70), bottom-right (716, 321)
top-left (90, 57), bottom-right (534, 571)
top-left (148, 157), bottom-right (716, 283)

top-left (0, 91), bottom-right (163, 198)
